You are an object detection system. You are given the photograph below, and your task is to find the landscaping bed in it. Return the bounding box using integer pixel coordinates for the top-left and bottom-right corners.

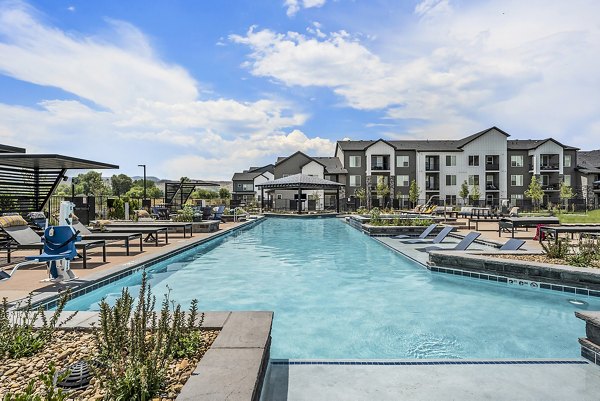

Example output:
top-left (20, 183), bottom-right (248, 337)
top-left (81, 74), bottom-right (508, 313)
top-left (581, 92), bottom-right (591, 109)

top-left (0, 328), bottom-right (219, 400)
top-left (494, 254), bottom-right (600, 268)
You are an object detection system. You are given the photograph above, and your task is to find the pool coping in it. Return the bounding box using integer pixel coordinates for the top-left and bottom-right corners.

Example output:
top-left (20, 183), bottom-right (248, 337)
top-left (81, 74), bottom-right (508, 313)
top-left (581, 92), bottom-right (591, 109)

top-left (21, 217), bottom-right (266, 310)
top-left (27, 310), bottom-right (273, 401)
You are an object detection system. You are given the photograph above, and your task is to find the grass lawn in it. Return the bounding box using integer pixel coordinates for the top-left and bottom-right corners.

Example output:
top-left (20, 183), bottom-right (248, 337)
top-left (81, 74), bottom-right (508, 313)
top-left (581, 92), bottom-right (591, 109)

top-left (559, 209), bottom-right (600, 224)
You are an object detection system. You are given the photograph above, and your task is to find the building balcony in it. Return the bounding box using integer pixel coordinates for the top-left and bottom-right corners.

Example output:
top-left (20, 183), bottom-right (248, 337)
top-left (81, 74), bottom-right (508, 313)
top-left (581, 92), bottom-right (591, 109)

top-left (425, 164), bottom-right (440, 172)
top-left (485, 184), bottom-right (500, 191)
top-left (371, 164), bottom-right (390, 171)
top-left (540, 164), bottom-right (560, 171)
top-left (542, 184), bottom-right (560, 191)
top-left (426, 183), bottom-right (440, 191)
top-left (485, 163), bottom-right (500, 171)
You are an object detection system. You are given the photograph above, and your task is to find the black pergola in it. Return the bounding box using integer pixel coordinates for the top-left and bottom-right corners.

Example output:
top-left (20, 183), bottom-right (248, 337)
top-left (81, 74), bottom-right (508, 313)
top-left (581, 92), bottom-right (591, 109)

top-left (256, 173), bottom-right (344, 213)
top-left (0, 153), bottom-right (118, 214)
top-left (164, 179), bottom-right (220, 211)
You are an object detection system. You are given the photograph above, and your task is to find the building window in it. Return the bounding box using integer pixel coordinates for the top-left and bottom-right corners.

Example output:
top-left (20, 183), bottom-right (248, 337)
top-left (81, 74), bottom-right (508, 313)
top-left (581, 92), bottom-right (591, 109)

top-left (563, 174), bottom-right (571, 186)
top-left (486, 155), bottom-right (494, 164)
top-left (282, 174), bottom-right (290, 178)
top-left (564, 155), bottom-right (572, 168)
top-left (511, 194), bottom-right (523, 204)
top-left (349, 175), bottom-right (361, 187)
top-left (468, 155), bottom-right (479, 166)
top-left (324, 175), bottom-right (336, 182)
top-left (446, 155), bottom-right (456, 166)
top-left (349, 156), bottom-right (361, 168)
top-left (445, 175), bottom-right (456, 186)
top-left (468, 175), bottom-right (479, 185)
top-left (242, 183), bottom-right (253, 191)
top-left (236, 183), bottom-right (242, 189)
top-left (396, 155), bottom-right (409, 167)
top-left (511, 155), bottom-right (524, 167)
top-left (445, 195), bottom-right (457, 205)
top-left (541, 174), bottom-right (549, 186)
top-left (277, 194), bottom-right (282, 200)
top-left (511, 175), bottom-right (523, 186)
top-left (396, 175), bottom-right (409, 187)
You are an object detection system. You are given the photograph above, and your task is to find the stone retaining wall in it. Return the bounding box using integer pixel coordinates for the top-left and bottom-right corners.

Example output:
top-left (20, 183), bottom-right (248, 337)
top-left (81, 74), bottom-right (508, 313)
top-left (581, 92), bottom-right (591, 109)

top-left (429, 252), bottom-right (600, 291)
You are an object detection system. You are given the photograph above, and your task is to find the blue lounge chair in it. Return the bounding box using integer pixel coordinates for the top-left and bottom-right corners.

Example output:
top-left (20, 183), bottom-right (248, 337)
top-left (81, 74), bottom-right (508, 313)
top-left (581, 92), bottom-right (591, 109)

top-left (394, 223), bottom-right (437, 240)
top-left (401, 226), bottom-right (454, 244)
top-left (213, 205), bottom-right (225, 221)
top-left (421, 232), bottom-right (481, 253)
top-left (499, 238), bottom-right (526, 251)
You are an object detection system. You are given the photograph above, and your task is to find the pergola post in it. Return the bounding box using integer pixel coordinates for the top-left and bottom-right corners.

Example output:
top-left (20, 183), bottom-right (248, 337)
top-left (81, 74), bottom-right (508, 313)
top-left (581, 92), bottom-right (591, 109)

top-left (336, 186), bottom-right (340, 213)
top-left (297, 188), bottom-right (302, 213)
top-left (261, 187), bottom-right (264, 212)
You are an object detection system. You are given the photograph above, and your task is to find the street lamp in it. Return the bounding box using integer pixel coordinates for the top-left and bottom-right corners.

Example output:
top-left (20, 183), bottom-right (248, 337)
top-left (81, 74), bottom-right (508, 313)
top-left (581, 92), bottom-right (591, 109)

top-left (138, 164), bottom-right (147, 206)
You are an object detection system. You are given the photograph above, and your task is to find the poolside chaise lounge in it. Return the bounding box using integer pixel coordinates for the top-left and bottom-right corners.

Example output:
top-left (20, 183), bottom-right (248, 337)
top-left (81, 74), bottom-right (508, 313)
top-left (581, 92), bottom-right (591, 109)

top-left (499, 238), bottom-right (526, 251)
top-left (72, 221), bottom-right (144, 256)
top-left (420, 231), bottom-right (481, 253)
top-left (0, 215), bottom-right (106, 269)
top-left (100, 221), bottom-right (194, 238)
top-left (393, 223), bottom-right (438, 240)
top-left (400, 226), bottom-right (454, 244)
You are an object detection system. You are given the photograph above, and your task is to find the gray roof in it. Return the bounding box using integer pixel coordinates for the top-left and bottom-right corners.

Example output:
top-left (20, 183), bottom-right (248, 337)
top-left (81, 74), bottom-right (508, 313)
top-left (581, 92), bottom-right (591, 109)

top-left (0, 143), bottom-right (26, 153)
top-left (507, 138), bottom-right (578, 151)
top-left (0, 153), bottom-right (118, 170)
top-left (313, 157), bottom-right (348, 174)
top-left (337, 127), bottom-right (509, 152)
top-left (577, 150), bottom-right (600, 174)
top-left (232, 164), bottom-right (274, 181)
top-left (256, 173), bottom-right (343, 189)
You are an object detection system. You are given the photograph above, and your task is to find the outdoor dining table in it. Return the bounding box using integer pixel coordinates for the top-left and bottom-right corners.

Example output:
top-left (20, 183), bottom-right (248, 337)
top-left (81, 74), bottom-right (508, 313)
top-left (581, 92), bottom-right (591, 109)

top-left (538, 225), bottom-right (600, 244)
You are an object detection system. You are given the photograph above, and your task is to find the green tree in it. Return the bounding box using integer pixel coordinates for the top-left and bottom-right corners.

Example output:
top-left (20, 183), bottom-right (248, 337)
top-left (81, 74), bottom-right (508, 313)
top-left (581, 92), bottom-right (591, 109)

top-left (354, 187), bottom-right (367, 207)
top-left (525, 176), bottom-right (544, 210)
top-left (408, 179), bottom-right (420, 207)
top-left (376, 181), bottom-right (390, 208)
top-left (459, 181), bottom-right (469, 205)
top-left (111, 174), bottom-right (133, 197)
top-left (76, 171), bottom-right (110, 196)
top-left (192, 189), bottom-right (219, 199)
top-left (219, 187), bottom-right (231, 199)
top-left (470, 184), bottom-right (481, 205)
top-left (53, 183), bottom-right (72, 196)
top-left (559, 181), bottom-right (574, 210)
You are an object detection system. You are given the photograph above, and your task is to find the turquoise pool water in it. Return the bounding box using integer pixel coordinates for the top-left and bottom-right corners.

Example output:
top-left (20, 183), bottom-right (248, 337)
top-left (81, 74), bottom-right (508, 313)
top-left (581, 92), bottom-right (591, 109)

top-left (65, 218), bottom-right (598, 359)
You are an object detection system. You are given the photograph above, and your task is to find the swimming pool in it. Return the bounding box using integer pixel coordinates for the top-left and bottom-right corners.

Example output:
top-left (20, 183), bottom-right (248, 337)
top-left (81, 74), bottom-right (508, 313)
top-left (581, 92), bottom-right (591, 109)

top-left (65, 217), bottom-right (597, 359)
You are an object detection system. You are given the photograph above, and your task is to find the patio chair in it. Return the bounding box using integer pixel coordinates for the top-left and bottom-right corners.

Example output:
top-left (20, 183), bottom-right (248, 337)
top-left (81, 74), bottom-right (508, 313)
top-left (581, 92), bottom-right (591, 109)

top-left (0, 215), bottom-right (106, 269)
top-left (393, 224), bottom-right (438, 240)
top-left (213, 205), bottom-right (225, 221)
top-left (421, 232), bottom-right (481, 253)
top-left (499, 238), bottom-right (526, 251)
top-left (201, 207), bottom-right (213, 220)
top-left (400, 226), bottom-right (454, 244)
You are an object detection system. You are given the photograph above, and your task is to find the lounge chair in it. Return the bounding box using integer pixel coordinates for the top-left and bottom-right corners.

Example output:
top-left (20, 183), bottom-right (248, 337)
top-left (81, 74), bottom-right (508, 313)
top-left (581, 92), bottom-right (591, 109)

top-left (213, 205), bottom-right (225, 221)
top-left (400, 226), bottom-right (454, 244)
top-left (499, 238), bottom-right (525, 251)
top-left (421, 232), bottom-right (481, 252)
top-left (72, 221), bottom-right (144, 255)
top-left (0, 215), bottom-right (106, 269)
top-left (393, 224), bottom-right (438, 239)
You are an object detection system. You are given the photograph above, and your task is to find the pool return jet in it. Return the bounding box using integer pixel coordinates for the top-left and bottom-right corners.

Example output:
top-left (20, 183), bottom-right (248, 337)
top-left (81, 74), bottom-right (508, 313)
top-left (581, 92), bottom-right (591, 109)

top-left (0, 201), bottom-right (81, 283)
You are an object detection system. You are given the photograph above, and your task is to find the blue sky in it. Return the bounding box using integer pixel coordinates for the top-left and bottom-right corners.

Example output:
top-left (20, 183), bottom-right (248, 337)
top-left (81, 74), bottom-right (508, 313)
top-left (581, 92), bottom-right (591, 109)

top-left (0, 0), bottom-right (599, 180)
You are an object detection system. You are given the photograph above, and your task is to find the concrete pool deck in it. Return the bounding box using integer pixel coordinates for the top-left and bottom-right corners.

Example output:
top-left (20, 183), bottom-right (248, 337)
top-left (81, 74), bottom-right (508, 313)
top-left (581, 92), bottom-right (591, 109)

top-left (262, 358), bottom-right (600, 401)
top-left (0, 219), bottom-right (260, 304)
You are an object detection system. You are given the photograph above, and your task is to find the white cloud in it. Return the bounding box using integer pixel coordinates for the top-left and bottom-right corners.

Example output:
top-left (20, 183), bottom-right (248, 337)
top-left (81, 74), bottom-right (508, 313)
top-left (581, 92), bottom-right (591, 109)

top-left (284, 0), bottom-right (326, 17)
top-left (0, 1), bottom-right (333, 179)
top-left (233, 0), bottom-right (600, 145)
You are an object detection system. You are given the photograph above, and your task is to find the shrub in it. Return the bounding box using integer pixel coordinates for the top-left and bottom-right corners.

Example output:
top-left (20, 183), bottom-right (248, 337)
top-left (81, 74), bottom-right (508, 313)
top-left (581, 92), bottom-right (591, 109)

top-left (0, 292), bottom-right (76, 359)
top-left (568, 236), bottom-right (600, 267)
top-left (93, 272), bottom-right (204, 400)
top-left (173, 205), bottom-right (194, 222)
top-left (540, 239), bottom-right (570, 259)
top-left (356, 207), bottom-right (368, 215)
top-left (369, 207), bottom-right (381, 224)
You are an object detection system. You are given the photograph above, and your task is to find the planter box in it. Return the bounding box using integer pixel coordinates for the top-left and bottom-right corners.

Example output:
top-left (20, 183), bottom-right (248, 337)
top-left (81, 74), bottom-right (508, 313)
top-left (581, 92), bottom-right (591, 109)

top-left (221, 214), bottom-right (247, 222)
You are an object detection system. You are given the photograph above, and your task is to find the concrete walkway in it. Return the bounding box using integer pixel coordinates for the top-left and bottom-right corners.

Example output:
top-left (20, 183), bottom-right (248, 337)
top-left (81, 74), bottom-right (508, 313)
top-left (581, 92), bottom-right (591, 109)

top-left (262, 359), bottom-right (600, 401)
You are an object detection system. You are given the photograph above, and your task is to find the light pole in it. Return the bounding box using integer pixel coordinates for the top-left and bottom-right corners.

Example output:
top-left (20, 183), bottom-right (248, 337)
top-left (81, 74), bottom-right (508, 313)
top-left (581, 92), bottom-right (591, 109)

top-left (138, 164), bottom-right (147, 207)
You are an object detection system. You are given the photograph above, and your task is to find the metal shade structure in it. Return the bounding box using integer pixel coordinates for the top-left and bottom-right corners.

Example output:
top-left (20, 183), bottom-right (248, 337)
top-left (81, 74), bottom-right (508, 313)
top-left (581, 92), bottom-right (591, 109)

top-left (256, 173), bottom-right (344, 213)
top-left (0, 152), bottom-right (118, 214)
top-left (164, 179), bottom-right (221, 211)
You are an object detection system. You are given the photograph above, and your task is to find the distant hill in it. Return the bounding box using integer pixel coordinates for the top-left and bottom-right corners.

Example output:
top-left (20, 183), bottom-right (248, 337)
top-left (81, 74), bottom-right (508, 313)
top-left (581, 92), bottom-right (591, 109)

top-left (131, 175), bottom-right (161, 182)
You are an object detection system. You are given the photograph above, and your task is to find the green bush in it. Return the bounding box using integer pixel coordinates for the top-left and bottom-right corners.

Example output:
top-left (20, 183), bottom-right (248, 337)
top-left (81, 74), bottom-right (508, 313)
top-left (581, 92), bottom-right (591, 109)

top-left (568, 236), bottom-right (600, 267)
top-left (173, 205), bottom-right (194, 222)
top-left (369, 207), bottom-right (381, 224)
top-left (541, 238), bottom-right (570, 259)
top-left (356, 207), bottom-right (368, 215)
top-left (93, 272), bottom-right (204, 400)
top-left (0, 292), bottom-right (76, 359)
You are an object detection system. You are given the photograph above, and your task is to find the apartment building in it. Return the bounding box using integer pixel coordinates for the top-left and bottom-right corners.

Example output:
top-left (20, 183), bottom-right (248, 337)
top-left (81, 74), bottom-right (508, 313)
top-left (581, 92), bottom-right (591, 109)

top-left (576, 150), bottom-right (600, 208)
top-left (334, 127), bottom-right (579, 208)
top-left (231, 164), bottom-right (274, 206)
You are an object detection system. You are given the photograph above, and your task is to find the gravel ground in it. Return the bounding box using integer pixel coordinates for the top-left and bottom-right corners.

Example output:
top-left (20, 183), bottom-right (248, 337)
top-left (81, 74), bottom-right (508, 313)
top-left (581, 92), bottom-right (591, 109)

top-left (0, 329), bottom-right (220, 400)
top-left (494, 254), bottom-right (600, 268)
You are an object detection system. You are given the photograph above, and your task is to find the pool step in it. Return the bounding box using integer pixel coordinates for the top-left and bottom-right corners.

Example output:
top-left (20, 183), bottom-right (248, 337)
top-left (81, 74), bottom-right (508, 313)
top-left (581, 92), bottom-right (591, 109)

top-left (575, 311), bottom-right (600, 366)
